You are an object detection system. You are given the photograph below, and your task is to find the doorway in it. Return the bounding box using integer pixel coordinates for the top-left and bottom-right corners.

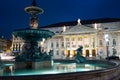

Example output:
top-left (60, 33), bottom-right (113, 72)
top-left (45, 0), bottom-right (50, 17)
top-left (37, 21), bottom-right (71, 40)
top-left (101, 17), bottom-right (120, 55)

top-left (86, 49), bottom-right (89, 57)
top-left (92, 49), bottom-right (96, 57)
top-left (66, 50), bottom-right (70, 57)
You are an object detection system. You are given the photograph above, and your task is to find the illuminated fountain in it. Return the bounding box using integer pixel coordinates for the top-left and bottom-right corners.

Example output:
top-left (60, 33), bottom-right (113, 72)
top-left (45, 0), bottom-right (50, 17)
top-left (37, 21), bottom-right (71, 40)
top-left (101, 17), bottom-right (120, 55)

top-left (12, 0), bottom-right (54, 69)
top-left (1, 0), bottom-right (119, 80)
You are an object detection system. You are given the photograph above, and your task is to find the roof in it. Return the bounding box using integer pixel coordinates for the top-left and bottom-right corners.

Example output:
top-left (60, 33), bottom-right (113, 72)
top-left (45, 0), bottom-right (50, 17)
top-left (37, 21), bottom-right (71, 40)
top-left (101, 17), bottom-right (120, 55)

top-left (41, 21), bottom-right (77, 28)
top-left (41, 18), bottom-right (120, 28)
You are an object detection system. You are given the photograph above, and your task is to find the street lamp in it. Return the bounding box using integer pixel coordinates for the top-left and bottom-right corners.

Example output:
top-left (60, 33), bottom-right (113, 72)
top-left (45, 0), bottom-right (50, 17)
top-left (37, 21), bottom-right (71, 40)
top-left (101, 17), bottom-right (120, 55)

top-left (104, 34), bottom-right (109, 58)
top-left (94, 23), bottom-right (98, 57)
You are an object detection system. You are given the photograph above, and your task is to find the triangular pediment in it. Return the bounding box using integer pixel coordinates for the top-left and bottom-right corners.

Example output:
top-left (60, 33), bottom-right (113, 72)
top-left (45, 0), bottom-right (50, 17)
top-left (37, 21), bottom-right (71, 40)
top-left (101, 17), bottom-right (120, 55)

top-left (63, 24), bottom-right (97, 34)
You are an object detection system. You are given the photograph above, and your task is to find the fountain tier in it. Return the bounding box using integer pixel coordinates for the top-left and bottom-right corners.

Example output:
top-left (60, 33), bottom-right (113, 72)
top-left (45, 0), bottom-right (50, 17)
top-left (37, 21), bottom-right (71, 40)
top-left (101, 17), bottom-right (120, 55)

top-left (12, 29), bottom-right (54, 69)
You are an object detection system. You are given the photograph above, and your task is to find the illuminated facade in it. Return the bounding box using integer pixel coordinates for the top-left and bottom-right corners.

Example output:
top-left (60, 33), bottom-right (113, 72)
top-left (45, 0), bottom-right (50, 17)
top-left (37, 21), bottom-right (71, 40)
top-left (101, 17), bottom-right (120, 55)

top-left (11, 36), bottom-right (24, 53)
top-left (11, 18), bottom-right (120, 59)
top-left (41, 19), bottom-right (120, 59)
top-left (0, 38), bottom-right (7, 52)
top-left (0, 37), bottom-right (12, 53)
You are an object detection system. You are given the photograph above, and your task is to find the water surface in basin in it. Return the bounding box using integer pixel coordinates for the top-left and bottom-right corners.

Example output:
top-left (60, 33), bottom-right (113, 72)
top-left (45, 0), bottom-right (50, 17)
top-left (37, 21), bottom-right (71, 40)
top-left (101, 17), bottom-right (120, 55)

top-left (3, 62), bottom-right (113, 76)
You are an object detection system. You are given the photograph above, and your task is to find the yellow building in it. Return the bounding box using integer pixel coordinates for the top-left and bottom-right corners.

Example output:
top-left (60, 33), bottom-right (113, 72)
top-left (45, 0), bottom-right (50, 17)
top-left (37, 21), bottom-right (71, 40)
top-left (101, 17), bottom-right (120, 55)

top-left (0, 37), bottom-right (12, 53)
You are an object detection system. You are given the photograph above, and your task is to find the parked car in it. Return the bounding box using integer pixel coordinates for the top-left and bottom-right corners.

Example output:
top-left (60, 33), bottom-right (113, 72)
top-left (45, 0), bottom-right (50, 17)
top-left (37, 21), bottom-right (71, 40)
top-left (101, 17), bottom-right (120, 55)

top-left (106, 56), bottom-right (119, 60)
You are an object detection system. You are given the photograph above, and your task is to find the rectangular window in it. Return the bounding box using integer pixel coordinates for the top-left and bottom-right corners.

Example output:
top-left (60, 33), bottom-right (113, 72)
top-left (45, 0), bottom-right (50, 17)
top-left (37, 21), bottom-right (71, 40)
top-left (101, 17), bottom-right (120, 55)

top-left (99, 40), bottom-right (102, 46)
top-left (62, 50), bottom-right (65, 56)
top-left (92, 38), bottom-right (95, 48)
top-left (51, 42), bottom-right (53, 48)
top-left (56, 50), bottom-right (59, 55)
top-left (72, 37), bottom-right (75, 41)
top-left (78, 37), bottom-right (82, 41)
top-left (67, 42), bottom-right (70, 47)
top-left (56, 42), bottom-right (59, 48)
top-left (66, 38), bottom-right (69, 41)
top-left (62, 42), bottom-right (64, 47)
top-left (113, 39), bottom-right (116, 46)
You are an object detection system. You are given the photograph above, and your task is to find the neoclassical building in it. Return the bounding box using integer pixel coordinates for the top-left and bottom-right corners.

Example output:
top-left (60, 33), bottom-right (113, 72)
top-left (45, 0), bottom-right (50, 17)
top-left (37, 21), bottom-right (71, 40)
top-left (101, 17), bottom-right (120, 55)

top-left (11, 18), bottom-right (120, 59)
top-left (0, 37), bottom-right (12, 53)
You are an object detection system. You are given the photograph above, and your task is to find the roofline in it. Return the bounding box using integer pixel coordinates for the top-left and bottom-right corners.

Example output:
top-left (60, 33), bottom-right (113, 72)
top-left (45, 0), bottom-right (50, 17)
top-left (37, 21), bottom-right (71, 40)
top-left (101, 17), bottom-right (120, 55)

top-left (40, 18), bottom-right (120, 28)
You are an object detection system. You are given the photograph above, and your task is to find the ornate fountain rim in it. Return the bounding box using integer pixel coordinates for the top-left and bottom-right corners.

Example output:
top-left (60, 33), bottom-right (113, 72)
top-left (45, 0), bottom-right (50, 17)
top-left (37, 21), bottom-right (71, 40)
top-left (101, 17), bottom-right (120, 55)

top-left (0, 60), bottom-right (119, 80)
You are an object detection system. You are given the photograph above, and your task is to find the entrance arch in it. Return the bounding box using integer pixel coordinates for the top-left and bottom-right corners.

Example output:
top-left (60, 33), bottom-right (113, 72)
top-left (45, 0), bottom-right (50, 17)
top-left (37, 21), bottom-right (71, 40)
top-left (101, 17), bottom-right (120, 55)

top-left (86, 49), bottom-right (89, 57)
top-left (72, 50), bottom-right (76, 57)
top-left (92, 49), bottom-right (96, 57)
top-left (66, 50), bottom-right (70, 57)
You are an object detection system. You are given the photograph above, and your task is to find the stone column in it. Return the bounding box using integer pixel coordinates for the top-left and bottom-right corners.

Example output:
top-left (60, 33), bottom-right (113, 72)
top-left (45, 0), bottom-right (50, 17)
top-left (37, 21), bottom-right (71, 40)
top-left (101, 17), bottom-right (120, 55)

top-left (95, 32), bottom-right (98, 55)
top-left (117, 33), bottom-right (120, 57)
top-left (76, 35), bottom-right (78, 48)
top-left (63, 36), bottom-right (66, 58)
top-left (89, 34), bottom-right (92, 57)
top-left (69, 36), bottom-right (72, 58)
top-left (82, 34), bottom-right (85, 57)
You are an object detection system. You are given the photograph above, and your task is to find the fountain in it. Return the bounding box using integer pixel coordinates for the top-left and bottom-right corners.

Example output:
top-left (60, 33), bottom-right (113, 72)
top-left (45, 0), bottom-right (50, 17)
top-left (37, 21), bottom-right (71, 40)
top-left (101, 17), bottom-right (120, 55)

top-left (0, 0), bottom-right (120, 80)
top-left (12, 0), bottom-right (54, 69)
top-left (75, 46), bottom-right (86, 63)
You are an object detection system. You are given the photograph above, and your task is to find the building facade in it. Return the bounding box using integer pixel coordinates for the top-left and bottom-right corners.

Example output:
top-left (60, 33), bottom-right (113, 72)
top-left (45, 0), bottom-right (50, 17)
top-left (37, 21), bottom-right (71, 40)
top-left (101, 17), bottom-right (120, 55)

top-left (0, 37), bottom-right (12, 53)
top-left (41, 19), bottom-right (120, 59)
top-left (11, 19), bottom-right (120, 59)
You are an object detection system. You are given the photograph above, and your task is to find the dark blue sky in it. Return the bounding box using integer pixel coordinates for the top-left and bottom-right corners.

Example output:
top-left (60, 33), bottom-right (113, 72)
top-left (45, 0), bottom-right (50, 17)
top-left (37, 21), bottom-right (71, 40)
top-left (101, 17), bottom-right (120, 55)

top-left (0, 0), bottom-right (120, 39)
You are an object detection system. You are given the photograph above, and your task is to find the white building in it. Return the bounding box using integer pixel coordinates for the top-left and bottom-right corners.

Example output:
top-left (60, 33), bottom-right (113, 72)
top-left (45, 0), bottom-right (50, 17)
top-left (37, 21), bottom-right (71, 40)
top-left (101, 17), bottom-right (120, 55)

top-left (11, 18), bottom-right (120, 59)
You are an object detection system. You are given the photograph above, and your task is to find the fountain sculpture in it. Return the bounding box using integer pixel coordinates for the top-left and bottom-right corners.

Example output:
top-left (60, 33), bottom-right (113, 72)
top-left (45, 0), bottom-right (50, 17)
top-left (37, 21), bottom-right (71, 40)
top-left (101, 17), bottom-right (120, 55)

top-left (12, 0), bottom-right (54, 69)
top-left (75, 46), bottom-right (86, 63)
top-left (0, 1), bottom-right (119, 80)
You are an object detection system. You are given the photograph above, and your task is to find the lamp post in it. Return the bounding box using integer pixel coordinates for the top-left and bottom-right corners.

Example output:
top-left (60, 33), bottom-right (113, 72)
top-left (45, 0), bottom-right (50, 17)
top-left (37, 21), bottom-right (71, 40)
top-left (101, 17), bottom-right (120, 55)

top-left (94, 23), bottom-right (98, 58)
top-left (104, 34), bottom-right (109, 58)
top-left (40, 38), bottom-right (45, 53)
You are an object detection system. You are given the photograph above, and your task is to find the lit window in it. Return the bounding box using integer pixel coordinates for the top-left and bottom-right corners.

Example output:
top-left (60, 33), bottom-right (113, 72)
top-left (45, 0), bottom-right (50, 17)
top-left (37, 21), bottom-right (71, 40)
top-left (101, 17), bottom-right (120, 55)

top-left (78, 37), bottom-right (82, 41)
top-left (66, 38), bottom-right (69, 41)
top-left (72, 37), bottom-right (75, 41)
top-left (84, 35), bottom-right (88, 38)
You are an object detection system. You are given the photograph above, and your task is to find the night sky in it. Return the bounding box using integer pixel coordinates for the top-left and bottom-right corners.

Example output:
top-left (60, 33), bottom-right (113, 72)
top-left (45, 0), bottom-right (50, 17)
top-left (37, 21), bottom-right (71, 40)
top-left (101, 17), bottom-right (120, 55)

top-left (0, 0), bottom-right (120, 39)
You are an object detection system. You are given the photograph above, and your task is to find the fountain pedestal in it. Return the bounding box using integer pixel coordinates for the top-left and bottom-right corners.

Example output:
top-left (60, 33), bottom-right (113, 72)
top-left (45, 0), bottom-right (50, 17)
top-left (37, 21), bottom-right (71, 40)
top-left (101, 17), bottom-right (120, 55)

top-left (32, 60), bottom-right (52, 69)
top-left (13, 29), bottom-right (54, 69)
top-left (15, 60), bottom-right (52, 69)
